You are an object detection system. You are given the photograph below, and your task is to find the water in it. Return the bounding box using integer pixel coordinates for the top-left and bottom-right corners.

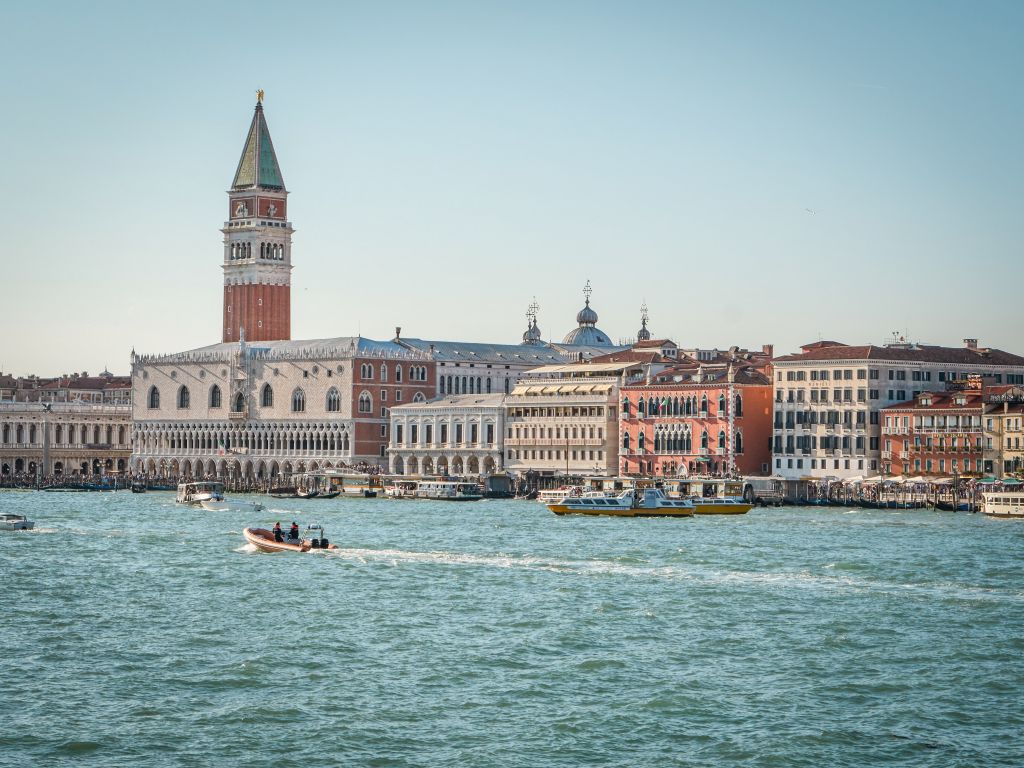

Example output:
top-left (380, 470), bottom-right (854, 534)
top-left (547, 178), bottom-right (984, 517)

top-left (2, 492), bottom-right (1022, 767)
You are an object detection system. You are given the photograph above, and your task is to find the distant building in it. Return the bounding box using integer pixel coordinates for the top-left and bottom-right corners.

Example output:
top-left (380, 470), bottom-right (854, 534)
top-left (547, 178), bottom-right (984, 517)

top-left (771, 339), bottom-right (1024, 480)
top-left (504, 360), bottom-right (655, 478)
top-left (388, 393), bottom-right (505, 476)
top-left (620, 362), bottom-right (773, 477)
top-left (131, 337), bottom-right (432, 480)
top-left (983, 387), bottom-right (1024, 479)
top-left (880, 380), bottom-right (985, 477)
top-left (0, 370), bottom-right (132, 477)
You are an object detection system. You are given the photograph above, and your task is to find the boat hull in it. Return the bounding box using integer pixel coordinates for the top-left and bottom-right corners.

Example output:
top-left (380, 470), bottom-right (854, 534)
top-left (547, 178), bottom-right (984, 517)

top-left (0, 520), bottom-right (34, 531)
top-left (242, 527), bottom-right (338, 553)
top-left (548, 503), bottom-right (692, 518)
top-left (691, 503), bottom-right (753, 515)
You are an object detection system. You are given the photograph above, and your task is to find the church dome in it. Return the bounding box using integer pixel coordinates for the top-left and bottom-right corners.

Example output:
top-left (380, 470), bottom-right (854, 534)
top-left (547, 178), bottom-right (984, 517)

top-left (562, 282), bottom-right (613, 346)
top-left (576, 301), bottom-right (599, 326)
top-left (522, 319), bottom-right (543, 345)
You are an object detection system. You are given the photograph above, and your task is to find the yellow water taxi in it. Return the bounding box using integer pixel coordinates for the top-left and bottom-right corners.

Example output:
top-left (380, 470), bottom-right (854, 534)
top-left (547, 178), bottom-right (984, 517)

top-left (548, 488), bottom-right (694, 518)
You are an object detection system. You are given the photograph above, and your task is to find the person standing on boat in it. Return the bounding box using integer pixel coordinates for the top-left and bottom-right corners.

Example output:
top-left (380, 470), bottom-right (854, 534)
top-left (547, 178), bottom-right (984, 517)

top-left (289, 522), bottom-right (299, 541)
top-left (273, 522), bottom-right (283, 542)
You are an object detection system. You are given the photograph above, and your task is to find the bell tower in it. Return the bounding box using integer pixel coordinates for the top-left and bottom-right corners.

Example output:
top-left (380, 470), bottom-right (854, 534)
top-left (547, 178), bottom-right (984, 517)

top-left (222, 92), bottom-right (292, 343)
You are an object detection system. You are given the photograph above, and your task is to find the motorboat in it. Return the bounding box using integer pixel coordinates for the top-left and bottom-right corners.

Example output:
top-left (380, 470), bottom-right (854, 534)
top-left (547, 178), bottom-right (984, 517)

top-left (177, 481), bottom-right (226, 505)
top-left (384, 480), bottom-right (419, 499)
top-left (689, 497), bottom-right (753, 515)
top-left (243, 524), bottom-right (338, 553)
top-left (537, 486), bottom-right (585, 504)
top-left (982, 492), bottom-right (1024, 519)
top-left (130, 481), bottom-right (147, 494)
top-left (548, 488), bottom-right (694, 517)
top-left (0, 514), bottom-right (34, 531)
top-left (177, 481), bottom-right (265, 513)
top-left (414, 481), bottom-right (483, 501)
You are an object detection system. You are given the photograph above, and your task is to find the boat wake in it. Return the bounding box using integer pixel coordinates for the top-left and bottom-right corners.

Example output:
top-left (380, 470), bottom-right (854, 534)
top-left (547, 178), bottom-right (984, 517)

top-left (234, 543), bottom-right (259, 554)
top-left (316, 546), bottom-right (1024, 604)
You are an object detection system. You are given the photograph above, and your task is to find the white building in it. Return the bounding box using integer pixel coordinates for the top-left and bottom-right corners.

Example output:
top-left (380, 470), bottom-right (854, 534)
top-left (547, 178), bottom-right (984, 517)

top-left (771, 339), bottom-right (1024, 480)
top-left (131, 336), bottom-right (432, 480)
top-left (388, 393), bottom-right (505, 476)
top-left (504, 361), bottom-right (656, 478)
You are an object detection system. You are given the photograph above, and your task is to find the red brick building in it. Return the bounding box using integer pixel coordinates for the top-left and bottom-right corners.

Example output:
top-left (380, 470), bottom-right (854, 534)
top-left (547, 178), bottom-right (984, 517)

top-left (880, 381), bottom-right (985, 477)
top-left (620, 362), bottom-right (773, 477)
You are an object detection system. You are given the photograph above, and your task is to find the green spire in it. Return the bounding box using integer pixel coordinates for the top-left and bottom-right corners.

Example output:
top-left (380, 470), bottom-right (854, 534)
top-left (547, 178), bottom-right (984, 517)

top-left (231, 101), bottom-right (285, 190)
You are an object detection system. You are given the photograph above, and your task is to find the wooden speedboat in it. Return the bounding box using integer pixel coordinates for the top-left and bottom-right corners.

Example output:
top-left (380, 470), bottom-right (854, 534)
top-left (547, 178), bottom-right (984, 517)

top-left (0, 514), bottom-right (34, 531)
top-left (243, 524), bottom-right (338, 553)
top-left (549, 488), bottom-right (694, 517)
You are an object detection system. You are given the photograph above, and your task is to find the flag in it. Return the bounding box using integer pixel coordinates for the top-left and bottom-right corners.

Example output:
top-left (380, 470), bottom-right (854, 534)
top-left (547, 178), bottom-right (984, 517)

top-left (218, 441), bottom-right (226, 456)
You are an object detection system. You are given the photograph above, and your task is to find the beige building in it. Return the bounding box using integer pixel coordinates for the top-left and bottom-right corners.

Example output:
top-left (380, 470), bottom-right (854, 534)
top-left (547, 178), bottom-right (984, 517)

top-left (388, 393), bottom-right (505, 476)
top-left (504, 361), bottom-right (654, 478)
top-left (0, 372), bottom-right (132, 478)
top-left (983, 389), bottom-right (1024, 479)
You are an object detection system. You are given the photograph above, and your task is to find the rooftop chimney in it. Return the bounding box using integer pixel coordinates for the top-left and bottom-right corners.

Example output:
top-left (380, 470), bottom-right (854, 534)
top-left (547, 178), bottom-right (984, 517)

top-left (395, 327), bottom-right (401, 340)
top-left (964, 338), bottom-right (978, 350)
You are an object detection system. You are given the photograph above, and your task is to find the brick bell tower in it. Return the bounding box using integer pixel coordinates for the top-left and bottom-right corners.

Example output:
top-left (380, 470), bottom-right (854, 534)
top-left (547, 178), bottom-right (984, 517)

top-left (222, 92), bottom-right (292, 342)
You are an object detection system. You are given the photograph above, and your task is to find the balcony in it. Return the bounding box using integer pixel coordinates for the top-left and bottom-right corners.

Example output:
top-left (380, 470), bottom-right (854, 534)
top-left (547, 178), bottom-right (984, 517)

top-left (228, 410), bottom-right (247, 421)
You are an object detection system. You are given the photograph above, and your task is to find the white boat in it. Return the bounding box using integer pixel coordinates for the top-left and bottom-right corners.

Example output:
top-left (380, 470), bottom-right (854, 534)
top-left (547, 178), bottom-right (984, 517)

top-left (982, 491), bottom-right (1024, 519)
top-left (317, 471), bottom-right (382, 498)
top-left (0, 513), bottom-right (34, 531)
top-left (384, 480), bottom-right (418, 499)
top-left (688, 497), bottom-right (753, 515)
top-left (176, 481), bottom-right (265, 513)
top-left (548, 488), bottom-right (694, 517)
top-left (537, 486), bottom-right (585, 504)
top-left (414, 481), bottom-right (483, 501)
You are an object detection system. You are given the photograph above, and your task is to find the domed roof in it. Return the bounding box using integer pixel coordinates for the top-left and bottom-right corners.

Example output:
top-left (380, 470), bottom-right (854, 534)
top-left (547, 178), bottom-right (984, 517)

top-left (562, 283), bottom-right (613, 346)
top-left (576, 300), bottom-right (599, 326)
top-left (637, 319), bottom-right (651, 342)
top-left (521, 319), bottom-right (543, 345)
top-left (563, 325), bottom-right (612, 346)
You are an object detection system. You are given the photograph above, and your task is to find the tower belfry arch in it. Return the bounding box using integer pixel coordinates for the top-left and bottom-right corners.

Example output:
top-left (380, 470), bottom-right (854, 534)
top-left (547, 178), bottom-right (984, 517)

top-left (222, 93), bottom-right (293, 343)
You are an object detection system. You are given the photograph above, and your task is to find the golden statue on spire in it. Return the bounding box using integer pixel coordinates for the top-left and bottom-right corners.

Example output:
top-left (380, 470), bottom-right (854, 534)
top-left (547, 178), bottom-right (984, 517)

top-left (256, 89), bottom-right (265, 103)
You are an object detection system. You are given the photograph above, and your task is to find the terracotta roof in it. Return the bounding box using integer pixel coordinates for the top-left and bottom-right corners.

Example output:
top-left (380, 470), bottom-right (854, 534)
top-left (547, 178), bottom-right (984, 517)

top-left (800, 340), bottom-right (847, 351)
top-left (587, 350), bottom-right (669, 364)
top-left (881, 390), bottom-right (984, 412)
top-left (39, 376), bottom-right (131, 391)
top-left (775, 343), bottom-right (1024, 366)
top-left (633, 339), bottom-right (675, 349)
top-left (633, 363), bottom-right (770, 388)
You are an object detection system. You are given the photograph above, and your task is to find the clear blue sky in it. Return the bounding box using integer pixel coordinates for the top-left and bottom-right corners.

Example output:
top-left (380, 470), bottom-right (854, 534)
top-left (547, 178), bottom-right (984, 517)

top-left (2, 1), bottom-right (1021, 376)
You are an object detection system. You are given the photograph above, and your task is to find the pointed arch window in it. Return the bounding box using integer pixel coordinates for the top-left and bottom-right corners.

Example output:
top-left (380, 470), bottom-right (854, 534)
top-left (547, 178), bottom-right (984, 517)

top-left (622, 398), bottom-right (631, 417)
top-left (413, 392), bottom-right (426, 403)
top-left (735, 394), bottom-right (743, 417)
top-left (326, 387), bottom-right (341, 412)
top-left (292, 389), bottom-right (306, 412)
top-left (700, 395), bottom-right (708, 416)
top-left (701, 430), bottom-right (709, 450)
top-left (261, 384), bottom-right (274, 408)
top-left (718, 430), bottom-right (726, 450)
top-left (638, 397), bottom-right (646, 418)
top-left (380, 364), bottom-right (388, 382)
top-left (622, 432), bottom-right (631, 450)
top-left (148, 386), bottom-right (160, 409)
top-left (718, 394), bottom-right (726, 413)
top-left (735, 432), bottom-right (744, 454)
top-left (358, 391), bottom-right (372, 413)
top-left (638, 431), bottom-right (646, 451)
top-left (395, 366), bottom-right (403, 383)
top-left (233, 392), bottom-right (245, 412)
top-left (209, 384), bottom-right (222, 408)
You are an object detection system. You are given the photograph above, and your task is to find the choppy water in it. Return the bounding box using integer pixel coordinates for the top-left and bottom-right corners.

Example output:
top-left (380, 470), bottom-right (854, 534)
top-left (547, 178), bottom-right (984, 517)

top-left (2, 492), bottom-right (1022, 767)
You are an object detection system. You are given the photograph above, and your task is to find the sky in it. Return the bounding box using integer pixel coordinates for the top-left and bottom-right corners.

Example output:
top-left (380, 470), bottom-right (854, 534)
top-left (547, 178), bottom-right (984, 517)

top-left (2, 0), bottom-right (1022, 376)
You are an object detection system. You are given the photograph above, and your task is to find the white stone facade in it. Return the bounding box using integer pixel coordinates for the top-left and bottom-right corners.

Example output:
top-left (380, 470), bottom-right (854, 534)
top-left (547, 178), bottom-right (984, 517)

top-left (131, 337), bottom-right (430, 480)
top-left (388, 393), bottom-right (505, 476)
top-left (771, 341), bottom-right (1024, 480)
top-left (504, 373), bottom-right (621, 477)
top-left (0, 402), bottom-right (132, 477)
